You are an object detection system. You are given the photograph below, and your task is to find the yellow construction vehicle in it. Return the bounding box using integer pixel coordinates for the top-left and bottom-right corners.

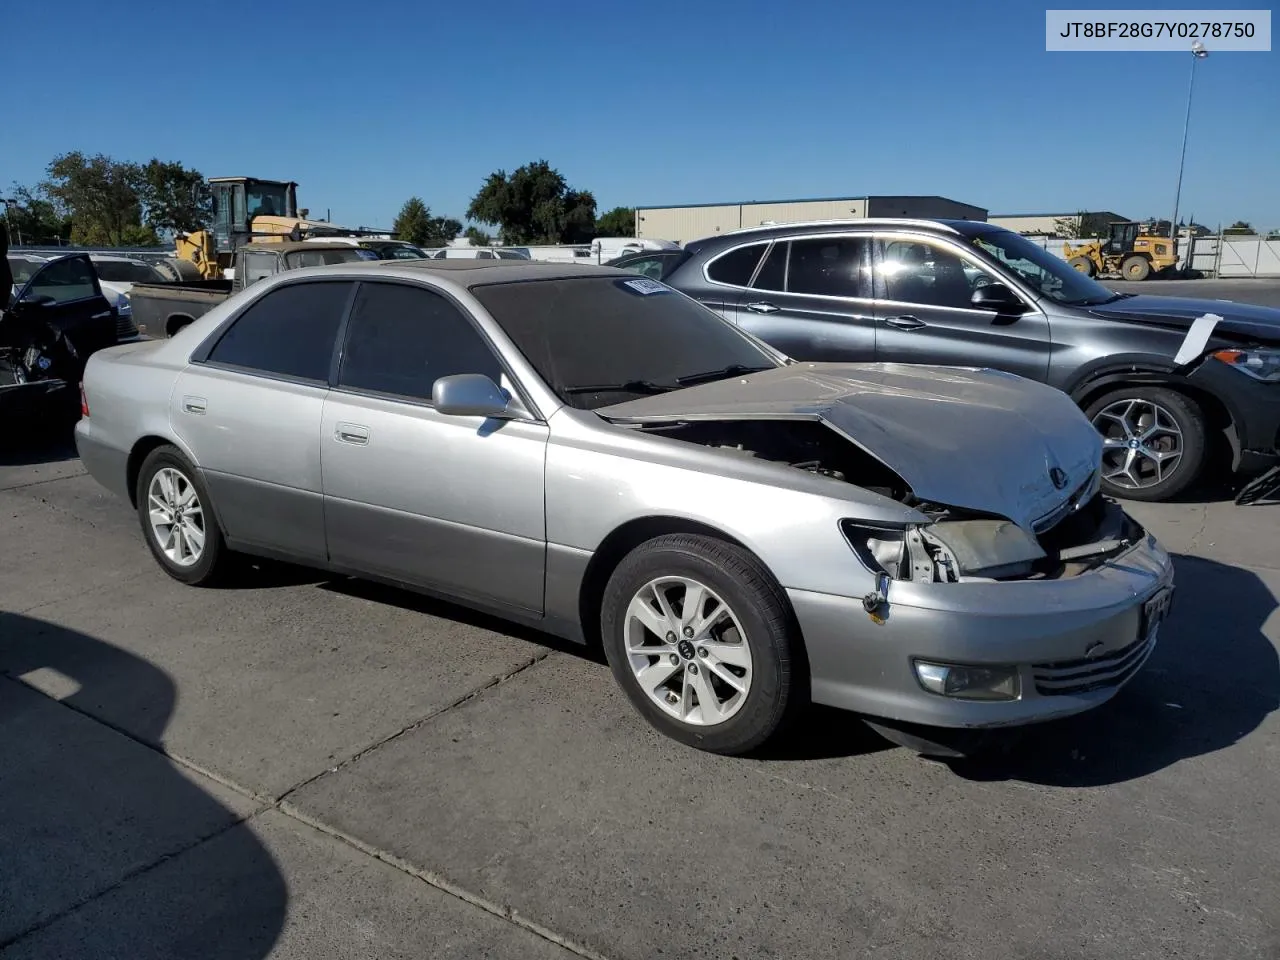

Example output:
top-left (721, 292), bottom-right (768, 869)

top-left (1063, 221), bottom-right (1178, 281)
top-left (159, 176), bottom-right (371, 281)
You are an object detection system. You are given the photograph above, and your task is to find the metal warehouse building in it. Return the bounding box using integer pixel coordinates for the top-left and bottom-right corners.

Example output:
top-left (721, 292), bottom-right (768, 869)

top-left (635, 195), bottom-right (988, 244)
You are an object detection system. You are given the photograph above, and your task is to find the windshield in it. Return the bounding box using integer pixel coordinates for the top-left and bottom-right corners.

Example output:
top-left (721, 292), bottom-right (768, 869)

top-left (246, 183), bottom-right (292, 219)
top-left (470, 276), bottom-right (782, 410)
top-left (966, 227), bottom-right (1119, 305)
top-left (495, 249), bottom-right (531, 259)
top-left (92, 260), bottom-right (164, 284)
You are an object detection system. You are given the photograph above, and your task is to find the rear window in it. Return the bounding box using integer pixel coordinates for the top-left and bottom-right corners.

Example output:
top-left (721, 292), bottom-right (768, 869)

top-left (470, 276), bottom-right (779, 410)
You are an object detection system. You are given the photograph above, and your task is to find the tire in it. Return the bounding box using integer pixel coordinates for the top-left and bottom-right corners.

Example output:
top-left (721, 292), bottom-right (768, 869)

top-left (1084, 386), bottom-right (1207, 501)
top-left (600, 533), bottom-right (802, 755)
top-left (1068, 256), bottom-right (1095, 276)
top-left (1121, 255), bottom-right (1151, 281)
top-left (135, 445), bottom-right (229, 585)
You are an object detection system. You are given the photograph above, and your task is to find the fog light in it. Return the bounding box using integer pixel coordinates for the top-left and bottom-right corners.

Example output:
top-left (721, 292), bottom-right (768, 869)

top-left (913, 661), bottom-right (1020, 701)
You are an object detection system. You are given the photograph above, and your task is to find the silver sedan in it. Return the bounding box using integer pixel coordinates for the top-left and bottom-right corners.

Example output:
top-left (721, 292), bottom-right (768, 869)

top-left (75, 261), bottom-right (1176, 756)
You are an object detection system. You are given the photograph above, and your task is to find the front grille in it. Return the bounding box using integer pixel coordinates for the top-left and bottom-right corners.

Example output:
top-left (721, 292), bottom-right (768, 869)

top-left (1032, 630), bottom-right (1156, 696)
top-left (116, 313), bottom-right (139, 339)
top-left (1032, 469), bottom-right (1101, 534)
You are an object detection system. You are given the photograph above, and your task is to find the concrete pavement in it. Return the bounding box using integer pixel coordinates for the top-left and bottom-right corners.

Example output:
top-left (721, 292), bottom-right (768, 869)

top-left (1, 434), bottom-right (1277, 959)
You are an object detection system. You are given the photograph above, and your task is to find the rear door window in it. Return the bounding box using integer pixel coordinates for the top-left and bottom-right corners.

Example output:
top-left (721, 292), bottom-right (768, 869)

top-left (206, 280), bottom-right (354, 382)
top-left (785, 237), bottom-right (871, 299)
top-left (337, 281), bottom-right (503, 402)
top-left (705, 243), bottom-right (767, 287)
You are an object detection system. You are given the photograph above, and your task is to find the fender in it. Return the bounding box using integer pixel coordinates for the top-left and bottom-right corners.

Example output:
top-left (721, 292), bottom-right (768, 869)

top-left (1062, 353), bottom-right (1181, 403)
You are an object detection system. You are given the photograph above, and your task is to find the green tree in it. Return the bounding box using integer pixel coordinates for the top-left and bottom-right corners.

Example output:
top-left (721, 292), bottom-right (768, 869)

top-left (3, 183), bottom-right (71, 245)
top-left (594, 206), bottom-right (635, 238)
top-left (394, 197), bottom-right (461, 247)
top-left (138, 159), bottom-right (210, 235)
top-left (464, 225), bottom-right (492, 247)
top-left (466, 160), bottom-right (598, 245)
top-left (42, 151), bottom-right (146, 246)
top-left (1223, 220), bottom-right (1255, 236)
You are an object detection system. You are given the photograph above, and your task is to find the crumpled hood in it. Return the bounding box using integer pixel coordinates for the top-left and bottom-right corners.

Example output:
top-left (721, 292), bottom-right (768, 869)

top-left (1089, 294), bottom-right (1280, 343)
top-left (598, 362), bottom-right (1103, 531)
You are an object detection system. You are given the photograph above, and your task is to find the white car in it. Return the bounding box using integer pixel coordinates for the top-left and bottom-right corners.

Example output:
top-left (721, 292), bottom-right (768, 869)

top-left (88, 255), bottom-right (168, 321)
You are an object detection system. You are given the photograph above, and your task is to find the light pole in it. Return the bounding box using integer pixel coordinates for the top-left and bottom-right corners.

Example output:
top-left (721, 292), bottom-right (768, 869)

top-left (1170, 39), bottom-right (1208, 272)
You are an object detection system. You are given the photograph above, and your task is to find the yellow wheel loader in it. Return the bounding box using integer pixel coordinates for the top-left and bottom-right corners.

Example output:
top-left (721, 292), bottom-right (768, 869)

top-left (1063, 221), bottom-right (1178, 281)
top-left (157, 177), bottom-right (372, 282)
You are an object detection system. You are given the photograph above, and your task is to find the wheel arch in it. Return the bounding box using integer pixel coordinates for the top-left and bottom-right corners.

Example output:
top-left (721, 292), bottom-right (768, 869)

top-left (164, 313), bottom-right (196, 338)
top-left (126, 434), bottom-right (204, 508)
top-left (1069, 364), bottom-right (1238, 467)
top-left (575, 516), bottom-right (802, 655)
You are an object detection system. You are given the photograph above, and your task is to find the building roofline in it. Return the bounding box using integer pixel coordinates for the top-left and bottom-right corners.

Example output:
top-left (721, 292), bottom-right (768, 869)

top-left (637, 195), bottom-right (984, 212)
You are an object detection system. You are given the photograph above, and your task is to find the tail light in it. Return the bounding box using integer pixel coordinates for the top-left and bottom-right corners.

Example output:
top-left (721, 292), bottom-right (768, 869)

top-left (79, 383), bottom-right (90, 418)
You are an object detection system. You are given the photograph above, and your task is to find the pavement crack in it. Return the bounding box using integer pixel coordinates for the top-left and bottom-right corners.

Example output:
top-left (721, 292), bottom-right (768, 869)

top-left (1186, 502), bottom-right (1210, 551)
top-left (274, 650), bottom-right (556, 803)
top-left (0, 471), bottom-right (87, 494)
top-left (277, 802), bottom-right (615, 960)
top-left (0, 807), bottom-right (268, 951)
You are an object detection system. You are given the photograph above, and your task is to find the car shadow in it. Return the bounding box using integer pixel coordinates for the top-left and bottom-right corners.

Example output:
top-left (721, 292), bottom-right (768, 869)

top-left (318, 576), bottom-right (605, 662)
top-left (0, 429), bottom-right (78, 467)
top-left (947, 554), bottom-right (1278, 787)
top-left (0, 612), bottom-right (287, 957)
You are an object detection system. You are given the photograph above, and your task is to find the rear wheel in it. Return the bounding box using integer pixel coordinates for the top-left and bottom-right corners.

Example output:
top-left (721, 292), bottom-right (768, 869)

top-left (1068, 256), bottom-right (1095, 276)
top-left (1121, 255), bottom-right (1151, 281)
top-left (600, 534), bottom-right (802, 755)
top-left (1085, 387), bottom-right (1207, 501)
top-left (135, 445), bottom-right (228, 585)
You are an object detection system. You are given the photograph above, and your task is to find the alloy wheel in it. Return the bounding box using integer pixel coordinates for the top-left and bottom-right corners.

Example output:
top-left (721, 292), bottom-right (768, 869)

top-left (1092, 398), bottom-right (1184, 490)
top-left (623, 576), bottom-right (753, 726)
top-left (147, 467), bottom-right (206, 567)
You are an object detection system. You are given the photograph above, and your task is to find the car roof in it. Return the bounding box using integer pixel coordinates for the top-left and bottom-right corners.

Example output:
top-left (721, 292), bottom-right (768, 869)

top-left (683, 217), bottom-right (987, 252)
top-left (297, 258), bottom-right (629, 288)
top-left (88, 254), bottom-right (150, 263)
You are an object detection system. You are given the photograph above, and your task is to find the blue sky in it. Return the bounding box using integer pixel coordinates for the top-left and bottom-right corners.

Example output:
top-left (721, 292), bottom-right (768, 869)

top-left (5, 1), bottom-right (1278, 231)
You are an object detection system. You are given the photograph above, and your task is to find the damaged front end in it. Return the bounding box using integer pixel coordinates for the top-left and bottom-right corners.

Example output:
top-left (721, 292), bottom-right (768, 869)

top-left (0, 316), bottom-right (80, 418)
top-left (632, 416), bottom-right (1144, 589)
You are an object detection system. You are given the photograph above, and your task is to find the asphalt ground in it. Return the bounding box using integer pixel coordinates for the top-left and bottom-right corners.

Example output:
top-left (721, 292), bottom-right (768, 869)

top-left (1, 276), bottom-right (1278, 959)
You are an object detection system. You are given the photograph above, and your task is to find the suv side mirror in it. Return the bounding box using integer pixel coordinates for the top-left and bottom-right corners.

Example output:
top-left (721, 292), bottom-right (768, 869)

top-left (970, 282), bottom-right (1027, 312)
top-left (432, 374), bottom-right (516, 419)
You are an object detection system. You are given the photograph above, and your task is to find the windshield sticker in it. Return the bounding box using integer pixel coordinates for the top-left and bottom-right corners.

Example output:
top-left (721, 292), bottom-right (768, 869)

top-left (619, 277), bottom-right (669, 296)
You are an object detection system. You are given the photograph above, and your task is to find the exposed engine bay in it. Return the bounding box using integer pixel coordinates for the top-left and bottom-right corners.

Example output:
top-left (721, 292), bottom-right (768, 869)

top-left (0, 312), bottom-right (80, 408)
top-left (645, 418), bottom-right (1142, 585)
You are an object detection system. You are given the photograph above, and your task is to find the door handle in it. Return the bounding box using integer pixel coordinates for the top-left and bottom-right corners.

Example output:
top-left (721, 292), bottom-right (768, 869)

top-left (745, 301), bottom-right (779, 314)
top-left (885, 315), bottom-right (927, 330)
top-left (182, 396), bottom-right (207, 415)
top-left (335, 422), bottom-right (370, 445)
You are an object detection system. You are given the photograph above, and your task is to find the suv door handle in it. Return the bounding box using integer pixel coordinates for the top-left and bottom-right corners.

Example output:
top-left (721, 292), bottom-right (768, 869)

top-left (745, 301), bottom-right (779, 314)
top-left (182, 396), bottom-right (207, 415)
top-left (885, 315), bottom-right (926, 330)
top-left (335, 422), bottom-right (370, 445)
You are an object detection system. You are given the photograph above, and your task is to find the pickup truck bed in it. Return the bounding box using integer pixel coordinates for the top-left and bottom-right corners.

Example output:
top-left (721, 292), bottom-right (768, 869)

top-left (130, 279), bottom-right (233, 338)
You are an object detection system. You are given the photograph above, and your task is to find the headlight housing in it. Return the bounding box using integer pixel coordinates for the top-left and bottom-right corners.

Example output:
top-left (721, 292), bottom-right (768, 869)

top-left (1212, 347), bottom-right (1280, 382)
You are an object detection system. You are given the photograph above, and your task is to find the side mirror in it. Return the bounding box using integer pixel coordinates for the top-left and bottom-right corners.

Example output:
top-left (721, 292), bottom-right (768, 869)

top-left (432, 374), bottom-right (516, 419)
top-left (970, 282), bottom-right (1026, 312)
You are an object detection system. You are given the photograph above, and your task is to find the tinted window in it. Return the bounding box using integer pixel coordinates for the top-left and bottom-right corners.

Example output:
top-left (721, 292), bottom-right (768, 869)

top-left (24, 256), bottom-right (99, 304)
top-left (880, 239), bottom-right (984, 309)
top-left (338, 282), bottom-right (502, 402)
top-left (207, 280), bottom-right (352, 381)
top-left (706, 243), bottom-right (766, 286)
top-left (786, 237), bottom-right (870, 298)
top-left (752, 241), bottom-right (787, 291)
top-left (471, 277), bottom-right (780, 410)
top-left (966, 227), bottom-right (1115, 305)
top-left (8, 256), bottom-right (47, 285)
top-left (286, 249), bottom-right (378, 268)
top-left (383, 245), bottom-right (428, 260)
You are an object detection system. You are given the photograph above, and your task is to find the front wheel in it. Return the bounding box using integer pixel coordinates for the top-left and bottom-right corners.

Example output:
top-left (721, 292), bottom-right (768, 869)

top-left (600, 534), bottom-right (803, 755)
top-left (135, 445), bottom-right (229, 585)
top-left (1068, 256), bottom-right (1095, 276)
top-left (1085, 387), bottom-right (1207, 501)
top-left (1121, 255), bottom-right (1151, 281)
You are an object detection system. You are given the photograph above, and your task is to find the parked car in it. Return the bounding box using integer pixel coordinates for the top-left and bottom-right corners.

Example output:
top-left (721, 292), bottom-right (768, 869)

top-left (2, 253), bottom-right (138, 424)
top-left (75, 260), bottom-right (1174, 757)
top-left (430, 247), bottom-right (532, 260)
top-left (88, 254), bottom-right (169, 330)
top-left (301, 237), bottom-right (431, 260)
top-left (615, 220), bottom-right (1280, 501)
top-left (129, 241), bottom-right (379, 338)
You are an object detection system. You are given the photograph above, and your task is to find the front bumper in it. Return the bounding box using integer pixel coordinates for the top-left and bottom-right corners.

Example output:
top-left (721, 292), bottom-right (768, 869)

top-left (1188, 356), bottom-right (1280, 474)
top-left (790, 523), bottom-right (1175, 730)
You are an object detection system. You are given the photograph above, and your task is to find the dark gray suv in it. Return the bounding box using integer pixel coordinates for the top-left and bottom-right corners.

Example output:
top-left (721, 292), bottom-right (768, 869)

top-left (611, 220), bottom-right (1280, 502)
